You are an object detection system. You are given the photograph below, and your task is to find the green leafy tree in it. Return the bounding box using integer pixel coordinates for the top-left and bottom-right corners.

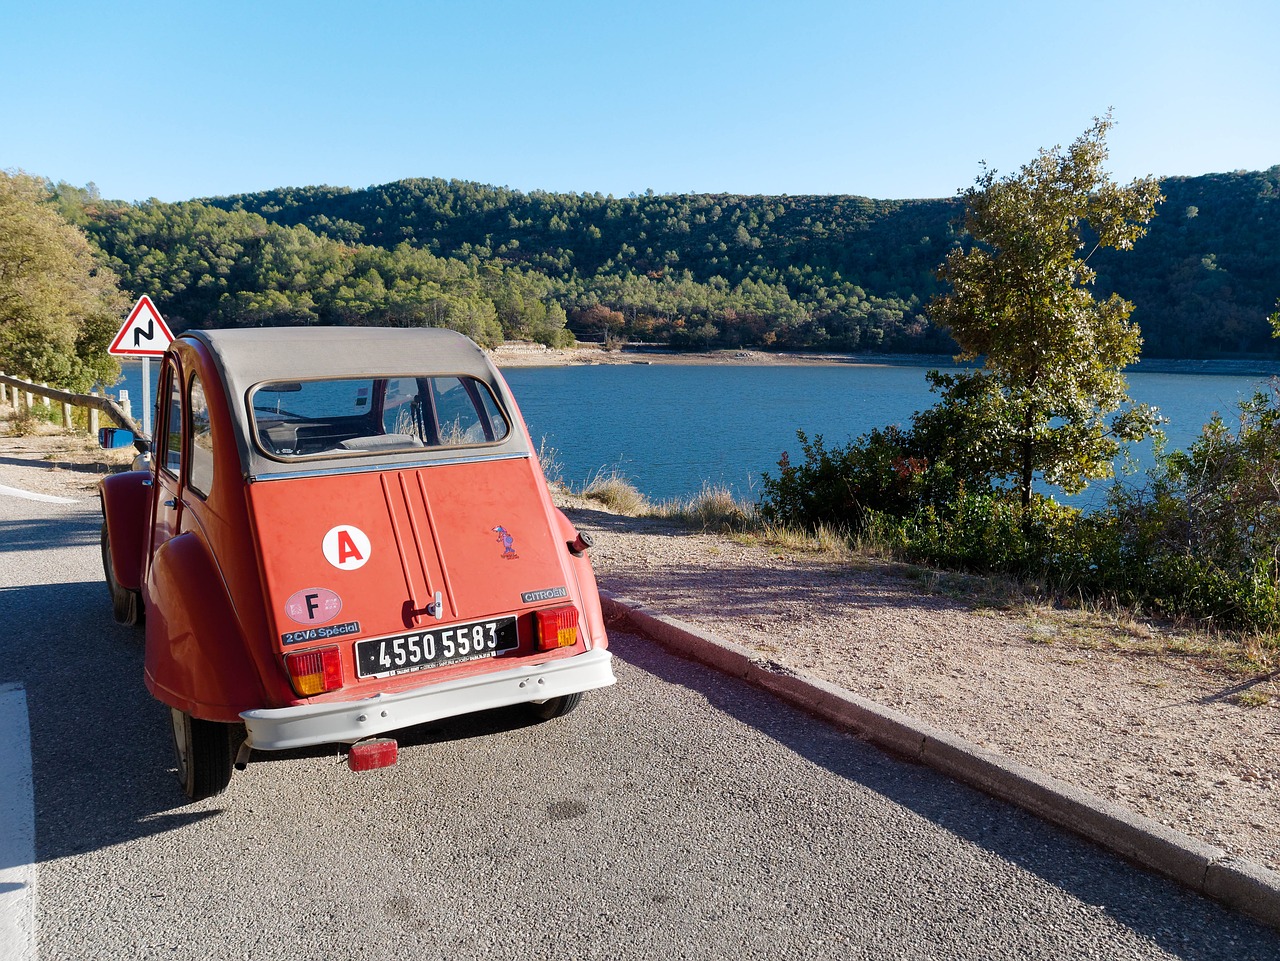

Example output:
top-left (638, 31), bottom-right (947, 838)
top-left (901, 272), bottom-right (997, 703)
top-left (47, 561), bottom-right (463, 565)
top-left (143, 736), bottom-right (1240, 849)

top-left (928, 115), bottom-right (1165, 505)
top-left (0, 171), bottom-right (124, 391)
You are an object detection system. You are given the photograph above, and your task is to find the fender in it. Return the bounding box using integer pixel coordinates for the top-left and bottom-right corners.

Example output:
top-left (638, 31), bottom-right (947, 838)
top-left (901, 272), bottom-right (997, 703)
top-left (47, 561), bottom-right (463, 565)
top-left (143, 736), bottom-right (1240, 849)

top-left (144, 530), bottom-right (269, 723)
top-left (555, 508), bottom-right (609, 651)
top-left (99, 471), bottom-right (151, 591)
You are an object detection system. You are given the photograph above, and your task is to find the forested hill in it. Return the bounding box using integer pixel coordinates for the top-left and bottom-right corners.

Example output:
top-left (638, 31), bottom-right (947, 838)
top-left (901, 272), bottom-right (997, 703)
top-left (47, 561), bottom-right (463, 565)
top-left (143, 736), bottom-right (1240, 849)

top-left (73, 168), bottom-right (1280, 358)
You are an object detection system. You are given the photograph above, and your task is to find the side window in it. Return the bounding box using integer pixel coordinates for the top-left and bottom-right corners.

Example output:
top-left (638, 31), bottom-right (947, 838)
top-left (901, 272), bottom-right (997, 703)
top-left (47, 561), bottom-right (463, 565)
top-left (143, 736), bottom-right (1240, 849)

top-left (160, 365), bottom-right (183, 478)
top-left (381, 378), bottom-right (420, 436)
top-left (431, 377), bottom-right (509, 445)
top-left (188, 376), bottom-right (214, 497)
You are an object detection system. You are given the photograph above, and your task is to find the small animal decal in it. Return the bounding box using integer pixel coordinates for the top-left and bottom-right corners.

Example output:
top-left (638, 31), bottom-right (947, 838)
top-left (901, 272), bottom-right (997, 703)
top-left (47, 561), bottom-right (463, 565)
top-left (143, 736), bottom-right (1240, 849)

top-left (492, 525), bottom-right (518, 559)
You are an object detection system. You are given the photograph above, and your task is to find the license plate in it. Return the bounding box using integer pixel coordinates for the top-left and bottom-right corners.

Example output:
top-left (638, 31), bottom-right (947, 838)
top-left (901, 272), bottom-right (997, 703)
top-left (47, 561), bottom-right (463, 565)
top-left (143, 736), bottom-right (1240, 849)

top-left (354, 616), bottom-right (518, 679)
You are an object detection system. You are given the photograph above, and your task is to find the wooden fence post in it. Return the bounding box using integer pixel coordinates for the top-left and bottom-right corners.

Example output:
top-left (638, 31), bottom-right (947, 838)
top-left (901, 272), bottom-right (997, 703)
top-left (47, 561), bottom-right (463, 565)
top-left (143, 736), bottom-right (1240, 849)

top-left (39, 383), bottom-right (50, 408)
top-left (88, 390), bottom-right (99, 436)
top-left (63, 402), bottom-right (73, 429)
top-left (0, 375), bottom-right (7, 404)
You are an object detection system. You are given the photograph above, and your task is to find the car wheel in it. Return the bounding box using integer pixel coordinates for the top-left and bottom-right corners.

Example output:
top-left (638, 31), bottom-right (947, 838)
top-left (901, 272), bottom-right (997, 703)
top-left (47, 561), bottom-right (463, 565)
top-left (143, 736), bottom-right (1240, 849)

top-left (527, 692), bottom-right (582, 721)
top-left (100, 522), bottom-right (143, 627)
top-left (170, 707), bottom-right (234, 801)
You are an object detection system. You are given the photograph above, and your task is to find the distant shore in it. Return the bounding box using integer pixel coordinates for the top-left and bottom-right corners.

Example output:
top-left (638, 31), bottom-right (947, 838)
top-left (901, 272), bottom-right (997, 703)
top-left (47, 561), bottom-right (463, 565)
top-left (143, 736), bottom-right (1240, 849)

top-left (487, 341), bottom-right (1280, 377)
top-left (489, 342), bottom-right (969, 370)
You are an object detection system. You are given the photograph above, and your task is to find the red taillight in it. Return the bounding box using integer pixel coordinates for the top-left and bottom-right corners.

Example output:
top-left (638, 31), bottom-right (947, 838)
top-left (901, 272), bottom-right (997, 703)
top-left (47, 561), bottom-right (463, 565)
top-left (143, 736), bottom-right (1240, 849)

top-left (285, 646), bottom-right (343, 696)
top-left (535, 605), bottom-right (580, 651)
top-left (348, 738), bottom-right (398, 772)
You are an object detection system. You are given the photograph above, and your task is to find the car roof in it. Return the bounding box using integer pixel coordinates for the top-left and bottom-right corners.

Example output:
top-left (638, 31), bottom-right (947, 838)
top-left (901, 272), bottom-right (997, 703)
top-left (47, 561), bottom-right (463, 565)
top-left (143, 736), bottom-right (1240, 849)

top-left (187, 326), bottom-right (499, 384)
top-left (178, 327), bottom-right (532, 480)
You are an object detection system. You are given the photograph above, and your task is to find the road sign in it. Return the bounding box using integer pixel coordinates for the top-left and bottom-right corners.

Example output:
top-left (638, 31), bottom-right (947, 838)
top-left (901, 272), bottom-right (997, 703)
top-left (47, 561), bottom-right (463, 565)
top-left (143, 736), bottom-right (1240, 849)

top-left (109, 296), bottom-right (174, 357)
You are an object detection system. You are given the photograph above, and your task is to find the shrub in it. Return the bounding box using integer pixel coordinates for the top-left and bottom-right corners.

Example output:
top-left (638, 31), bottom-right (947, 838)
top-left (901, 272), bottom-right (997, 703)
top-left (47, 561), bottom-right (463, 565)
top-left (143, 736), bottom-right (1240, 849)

top-left (758, 427), bottom-right (932, 532)
top-left (5, 407), bottom-right (39, 436)
top-left (1085, 384), bottom-right (1280, 630)
top-left (889, 491), bottom-right (1082, 579)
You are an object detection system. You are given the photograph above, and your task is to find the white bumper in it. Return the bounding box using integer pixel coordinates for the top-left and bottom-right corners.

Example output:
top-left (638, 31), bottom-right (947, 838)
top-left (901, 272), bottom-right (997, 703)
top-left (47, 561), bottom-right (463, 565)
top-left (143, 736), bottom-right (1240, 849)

top-left (241, 648), bottom-right (615, 751)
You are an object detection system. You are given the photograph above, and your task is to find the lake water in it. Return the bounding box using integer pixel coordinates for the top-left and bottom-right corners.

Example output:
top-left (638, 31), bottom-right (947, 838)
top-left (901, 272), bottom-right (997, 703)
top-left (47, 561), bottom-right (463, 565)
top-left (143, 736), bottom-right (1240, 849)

top-left (112, 361), bottom-right (1272, 506)
top-left (505, 365), bottom-right (1269, 507)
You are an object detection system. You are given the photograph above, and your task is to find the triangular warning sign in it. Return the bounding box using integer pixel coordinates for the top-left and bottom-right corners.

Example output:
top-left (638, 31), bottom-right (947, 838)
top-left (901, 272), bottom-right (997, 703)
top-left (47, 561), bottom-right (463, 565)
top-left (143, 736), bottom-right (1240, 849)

top-left (109, 295), bottom-right (175, 357)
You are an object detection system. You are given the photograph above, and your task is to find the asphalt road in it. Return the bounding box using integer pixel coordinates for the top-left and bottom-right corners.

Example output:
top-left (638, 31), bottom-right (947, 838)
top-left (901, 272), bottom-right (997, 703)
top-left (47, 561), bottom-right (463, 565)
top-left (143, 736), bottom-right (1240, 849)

top-left (3, 482), bottom-right (1280, 960)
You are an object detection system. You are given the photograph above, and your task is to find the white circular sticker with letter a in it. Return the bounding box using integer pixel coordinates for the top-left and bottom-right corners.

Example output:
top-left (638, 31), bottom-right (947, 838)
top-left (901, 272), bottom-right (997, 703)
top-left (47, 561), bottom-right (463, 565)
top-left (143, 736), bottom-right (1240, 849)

top-left (323, 525), bottom-right (372, 570)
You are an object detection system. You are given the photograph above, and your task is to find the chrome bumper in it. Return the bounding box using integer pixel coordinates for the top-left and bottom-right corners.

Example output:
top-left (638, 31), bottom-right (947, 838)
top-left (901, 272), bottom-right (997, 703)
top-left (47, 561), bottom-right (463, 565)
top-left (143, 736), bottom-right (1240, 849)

top-left (241, 648), bottom-right (615, 751)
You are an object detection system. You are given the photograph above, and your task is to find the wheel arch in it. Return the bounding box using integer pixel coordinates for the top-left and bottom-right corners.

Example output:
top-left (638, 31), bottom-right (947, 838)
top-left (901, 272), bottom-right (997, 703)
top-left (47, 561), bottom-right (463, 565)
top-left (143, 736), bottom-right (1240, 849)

top-left (144, 530), bottom-right (268, 723)
top-left (100, 470), bottom-right (151, 591)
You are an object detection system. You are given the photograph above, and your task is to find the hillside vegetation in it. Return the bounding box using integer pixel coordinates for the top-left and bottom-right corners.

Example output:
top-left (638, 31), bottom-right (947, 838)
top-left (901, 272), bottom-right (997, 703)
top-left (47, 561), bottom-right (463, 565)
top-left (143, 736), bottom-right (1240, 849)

top-left (56, 167), bottom-right (1280, 358)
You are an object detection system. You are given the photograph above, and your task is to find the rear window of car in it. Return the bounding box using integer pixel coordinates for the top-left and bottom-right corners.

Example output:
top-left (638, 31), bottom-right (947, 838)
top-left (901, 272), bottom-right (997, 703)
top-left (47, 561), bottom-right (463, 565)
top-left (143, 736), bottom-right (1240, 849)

top-left (249, 375), bottom-right (510, 459)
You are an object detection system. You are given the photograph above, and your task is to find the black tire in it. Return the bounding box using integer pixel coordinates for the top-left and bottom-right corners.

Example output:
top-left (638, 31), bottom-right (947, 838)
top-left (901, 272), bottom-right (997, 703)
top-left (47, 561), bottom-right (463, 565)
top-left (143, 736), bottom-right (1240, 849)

top-left (170, 707), bottom-right (234, 801)
top-left (101, 522), bottom-right (143, 627)
top-left (527, 692), bottom-right (583, 722)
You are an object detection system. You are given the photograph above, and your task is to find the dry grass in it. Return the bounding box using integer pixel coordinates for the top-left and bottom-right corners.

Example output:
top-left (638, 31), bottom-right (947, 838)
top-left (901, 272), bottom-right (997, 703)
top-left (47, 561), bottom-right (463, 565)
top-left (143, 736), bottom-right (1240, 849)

top-left (652, 483), bottom-right (755, 532)
top-left (750, 521), bottom-right (853, 557)
top-left (580, 470), bottom-right (651, 515)
top-left (535, 437), bottom-right (566, 489)
top-left (4, 408), bottom-right (41, 437)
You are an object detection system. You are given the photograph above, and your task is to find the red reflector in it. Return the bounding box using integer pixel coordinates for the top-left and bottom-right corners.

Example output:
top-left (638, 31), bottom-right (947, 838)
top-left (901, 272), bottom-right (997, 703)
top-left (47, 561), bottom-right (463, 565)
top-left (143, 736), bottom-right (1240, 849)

top-left (348, 738), bottom-right (398, 772)
top-left (285, 646), bottom-right (343, 696)
top-left (535, 605), bottom-right (580, 651)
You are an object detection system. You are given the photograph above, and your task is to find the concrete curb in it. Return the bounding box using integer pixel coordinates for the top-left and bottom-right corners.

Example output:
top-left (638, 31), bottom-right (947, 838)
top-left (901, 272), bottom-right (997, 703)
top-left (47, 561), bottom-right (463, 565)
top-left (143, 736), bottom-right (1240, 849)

top-left (600, 590), bottom-right (1280, 931)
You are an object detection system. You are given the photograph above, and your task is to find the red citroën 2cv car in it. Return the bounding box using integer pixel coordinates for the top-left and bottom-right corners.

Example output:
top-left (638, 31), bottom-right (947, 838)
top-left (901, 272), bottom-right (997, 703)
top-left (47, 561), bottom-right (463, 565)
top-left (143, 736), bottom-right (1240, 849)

top-left (100, 327), bottom-right (615, 800)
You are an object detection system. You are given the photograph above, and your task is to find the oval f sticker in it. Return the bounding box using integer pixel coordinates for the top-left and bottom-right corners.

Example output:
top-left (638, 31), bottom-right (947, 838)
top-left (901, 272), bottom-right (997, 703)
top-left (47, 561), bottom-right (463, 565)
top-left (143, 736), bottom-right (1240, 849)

top-left (323, 525), bottom-right (371, 571)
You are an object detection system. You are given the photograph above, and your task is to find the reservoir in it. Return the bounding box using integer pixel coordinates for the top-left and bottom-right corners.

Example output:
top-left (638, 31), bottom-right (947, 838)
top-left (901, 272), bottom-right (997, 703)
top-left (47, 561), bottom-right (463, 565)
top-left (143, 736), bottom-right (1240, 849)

top-left (114, 360), bottom-right (1273, 506)
top-left (504, 364), bottom-right (1271, 505)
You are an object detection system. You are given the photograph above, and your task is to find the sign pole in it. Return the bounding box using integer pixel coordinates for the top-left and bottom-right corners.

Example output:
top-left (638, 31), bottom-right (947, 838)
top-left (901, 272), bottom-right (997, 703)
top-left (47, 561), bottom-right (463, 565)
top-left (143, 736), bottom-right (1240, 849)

top-left (141, 356), bottom-right (151, 438)
top-left (108, 295), bottom-right (174, 442)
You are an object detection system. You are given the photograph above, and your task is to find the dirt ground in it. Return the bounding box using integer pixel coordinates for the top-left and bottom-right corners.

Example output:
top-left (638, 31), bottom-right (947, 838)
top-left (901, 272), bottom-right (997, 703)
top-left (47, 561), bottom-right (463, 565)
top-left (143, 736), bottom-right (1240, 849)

top-left (4, 415), bottom-right (1278, 874)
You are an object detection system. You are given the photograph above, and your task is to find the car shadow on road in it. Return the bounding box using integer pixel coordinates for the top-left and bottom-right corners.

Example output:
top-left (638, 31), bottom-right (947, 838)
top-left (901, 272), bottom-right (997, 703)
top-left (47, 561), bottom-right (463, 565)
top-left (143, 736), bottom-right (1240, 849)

top-left (0, 516), bottom-right (100, 553)
top-left (607, 631), bottom-right (1280, 957)
top-left (4, 576), bottom-right (562, 872)
top-left (2, 580), bottom-right (226, 867)
top-left (238, 703), bottom-right (548, 770)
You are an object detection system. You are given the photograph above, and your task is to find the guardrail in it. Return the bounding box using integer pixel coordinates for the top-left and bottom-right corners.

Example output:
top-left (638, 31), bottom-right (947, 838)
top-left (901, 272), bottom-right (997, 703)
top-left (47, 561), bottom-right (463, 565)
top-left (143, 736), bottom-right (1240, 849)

top-left (0, 371), bottom-right (151, 453)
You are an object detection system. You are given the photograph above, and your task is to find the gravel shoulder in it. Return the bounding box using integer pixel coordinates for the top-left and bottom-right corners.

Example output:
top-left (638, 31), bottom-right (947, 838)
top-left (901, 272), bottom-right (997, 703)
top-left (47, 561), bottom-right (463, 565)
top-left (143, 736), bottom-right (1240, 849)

top-left (5, 423), bottom-right (1277, 873)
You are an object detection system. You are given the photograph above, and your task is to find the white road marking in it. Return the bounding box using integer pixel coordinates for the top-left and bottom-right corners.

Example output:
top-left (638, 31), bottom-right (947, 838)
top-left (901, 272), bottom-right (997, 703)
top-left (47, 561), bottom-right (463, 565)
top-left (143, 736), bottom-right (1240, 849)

top-left (0, 683), bottom-right (37, 961)
top-left (0, 484), bottom-right (78, 505)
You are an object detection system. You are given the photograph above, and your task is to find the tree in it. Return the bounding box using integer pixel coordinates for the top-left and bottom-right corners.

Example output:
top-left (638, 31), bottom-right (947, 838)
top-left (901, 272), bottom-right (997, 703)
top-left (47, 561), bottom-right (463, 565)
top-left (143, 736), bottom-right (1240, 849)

top-left (928, 114), bottom-right (1165, 505)
top-left (0, 171), bottom-right (125, 390)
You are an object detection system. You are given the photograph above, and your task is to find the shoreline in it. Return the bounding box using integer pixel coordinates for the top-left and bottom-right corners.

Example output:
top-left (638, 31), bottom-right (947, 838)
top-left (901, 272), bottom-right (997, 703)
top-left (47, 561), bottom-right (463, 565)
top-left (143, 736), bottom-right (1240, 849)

top-left (487, 342), bottom-right (1280, 377)
top-left (487, 343), bottom-right (950, 369)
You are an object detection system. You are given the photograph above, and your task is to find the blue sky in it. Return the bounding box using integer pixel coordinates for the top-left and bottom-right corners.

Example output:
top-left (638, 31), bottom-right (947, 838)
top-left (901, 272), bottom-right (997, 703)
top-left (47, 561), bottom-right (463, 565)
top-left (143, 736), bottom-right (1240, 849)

top-left (3, 0), bottom-right (1277, 203)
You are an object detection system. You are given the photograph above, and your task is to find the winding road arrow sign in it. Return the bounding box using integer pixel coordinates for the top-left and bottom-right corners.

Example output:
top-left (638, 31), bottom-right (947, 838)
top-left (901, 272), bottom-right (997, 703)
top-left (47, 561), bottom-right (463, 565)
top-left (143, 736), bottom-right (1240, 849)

top-left (108, 295), bottom-right (174, 357)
